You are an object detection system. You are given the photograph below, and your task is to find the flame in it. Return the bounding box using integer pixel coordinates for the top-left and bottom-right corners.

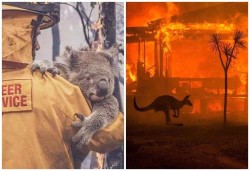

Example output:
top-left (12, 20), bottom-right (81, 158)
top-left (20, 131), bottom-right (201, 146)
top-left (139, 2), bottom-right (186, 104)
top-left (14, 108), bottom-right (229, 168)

top-left (155, 22), bottom-right (234, 54)
top-left (207, 100), bottom-right (223, 112)
top-left (126, 2), bottom-right (247, 92)
top-left (236, 73), bottom-right (248, 95)
top-left (165, 2), bottom-right (180, 18)
top-left (191, 99), bottom-right (201, 113)
top-left (189, 22), bottom-right (234, 32)
top-left (126, 64), bottom-right (137, 83)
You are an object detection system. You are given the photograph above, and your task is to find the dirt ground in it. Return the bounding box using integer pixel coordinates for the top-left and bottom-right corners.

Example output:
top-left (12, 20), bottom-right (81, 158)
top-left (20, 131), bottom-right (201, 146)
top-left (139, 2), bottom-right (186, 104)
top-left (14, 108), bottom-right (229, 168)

top-left (126, 123), bottom-right (248, 169)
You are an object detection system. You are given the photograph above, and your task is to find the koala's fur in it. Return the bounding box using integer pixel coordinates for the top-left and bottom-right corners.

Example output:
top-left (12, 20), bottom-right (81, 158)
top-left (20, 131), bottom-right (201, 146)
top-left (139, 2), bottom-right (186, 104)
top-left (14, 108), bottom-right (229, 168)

top-left (53, 46), bottom-right (119, 149)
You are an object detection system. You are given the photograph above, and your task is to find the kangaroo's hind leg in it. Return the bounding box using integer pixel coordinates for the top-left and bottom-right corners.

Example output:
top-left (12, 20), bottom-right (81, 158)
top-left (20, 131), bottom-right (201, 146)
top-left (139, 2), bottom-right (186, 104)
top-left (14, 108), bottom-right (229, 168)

top-left (164, 108), bottom-right (171, 125)
top-left (177, 109), bottom-right (180, 118)
top-left (172, 110), bottom-right (178, 118)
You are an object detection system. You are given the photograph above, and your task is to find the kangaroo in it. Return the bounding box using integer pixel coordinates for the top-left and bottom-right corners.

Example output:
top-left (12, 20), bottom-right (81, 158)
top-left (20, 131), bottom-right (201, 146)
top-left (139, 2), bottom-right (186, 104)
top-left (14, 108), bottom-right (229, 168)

top-left (134, 95), bottom-right (193, 125)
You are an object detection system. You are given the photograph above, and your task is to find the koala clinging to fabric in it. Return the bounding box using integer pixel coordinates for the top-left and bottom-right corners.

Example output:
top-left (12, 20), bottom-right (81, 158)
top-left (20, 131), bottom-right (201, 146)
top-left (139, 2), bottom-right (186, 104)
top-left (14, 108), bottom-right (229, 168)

top-left (31, 45), bottom-right (119, 150)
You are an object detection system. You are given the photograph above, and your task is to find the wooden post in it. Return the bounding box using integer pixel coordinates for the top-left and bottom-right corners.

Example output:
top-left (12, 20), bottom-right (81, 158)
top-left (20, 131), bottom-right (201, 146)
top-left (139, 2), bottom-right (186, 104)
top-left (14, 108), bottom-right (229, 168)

top-left (154, 39), bottom-right (159, 77)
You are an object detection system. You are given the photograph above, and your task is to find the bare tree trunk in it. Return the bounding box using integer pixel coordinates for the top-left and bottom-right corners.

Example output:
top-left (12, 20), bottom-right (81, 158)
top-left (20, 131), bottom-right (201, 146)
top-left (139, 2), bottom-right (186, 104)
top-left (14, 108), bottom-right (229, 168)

top-left (101, 2), bottom-right (116, 49)
top-left (52, 24), bottom-right (60, 61)
top-left (224, 69), bottom-right (228, 127)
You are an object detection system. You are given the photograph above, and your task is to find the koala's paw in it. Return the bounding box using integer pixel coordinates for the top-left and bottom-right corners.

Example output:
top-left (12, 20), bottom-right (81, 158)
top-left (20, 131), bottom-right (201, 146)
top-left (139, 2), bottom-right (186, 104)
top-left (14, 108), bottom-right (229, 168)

top-left (71, 113), bottom-right (86, 128)
top-left (74, 113), bottom-right (85, 121)
top-left (47, 67), bottom-right (60, 77)
top-left (71, 121), bottom-right (84, 128)
top-left (30, 60), bottom-right (50, 77)
top-left (72, 127), bottom-right (93, 150)
top-left (76, 133), bottom-right (93, 150)
top-left (30, 60), bottom-right (60, 77)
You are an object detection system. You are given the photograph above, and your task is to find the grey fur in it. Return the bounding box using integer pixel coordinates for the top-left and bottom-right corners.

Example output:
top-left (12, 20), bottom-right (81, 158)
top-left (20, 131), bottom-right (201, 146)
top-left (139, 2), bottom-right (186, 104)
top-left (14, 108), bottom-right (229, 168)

top-left (54, 45), bottom-right (119, 149)
top-left (30, 45), bottom-right (119, 150)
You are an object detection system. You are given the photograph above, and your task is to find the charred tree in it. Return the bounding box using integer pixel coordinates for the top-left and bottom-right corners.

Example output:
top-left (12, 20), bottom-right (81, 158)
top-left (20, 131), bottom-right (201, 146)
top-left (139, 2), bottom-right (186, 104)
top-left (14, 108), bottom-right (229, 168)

top-left (100, 2), bottom-right (116, 49)
top-left (209, 30), bottom-right (246, 126)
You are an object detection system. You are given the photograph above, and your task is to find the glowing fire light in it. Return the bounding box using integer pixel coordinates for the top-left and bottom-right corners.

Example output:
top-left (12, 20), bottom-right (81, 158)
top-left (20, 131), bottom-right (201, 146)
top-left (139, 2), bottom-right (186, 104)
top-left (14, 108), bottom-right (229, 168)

top-left (155, 22), bottom-right (235, 54)
top-left (126, 64), bottom-right (137, 83)
top-left (126, 2), bottom-right (247, 86)
top-left (207, 100), bottom-right (223, 112)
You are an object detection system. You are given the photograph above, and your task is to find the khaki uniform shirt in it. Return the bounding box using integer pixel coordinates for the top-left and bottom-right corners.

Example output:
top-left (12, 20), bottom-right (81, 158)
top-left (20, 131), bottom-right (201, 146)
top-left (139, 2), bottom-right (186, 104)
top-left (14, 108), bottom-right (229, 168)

top-left (3, 67), bottom-right (92, 168)
top-left (2, 66), bottom-right (124, 169)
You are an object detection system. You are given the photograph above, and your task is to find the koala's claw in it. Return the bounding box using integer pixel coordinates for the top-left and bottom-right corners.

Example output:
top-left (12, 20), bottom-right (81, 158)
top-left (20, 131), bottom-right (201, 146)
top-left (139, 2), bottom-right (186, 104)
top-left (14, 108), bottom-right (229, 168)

top-left (31, 63), bottom-right (46, 77)
top-left (72, 134), bottom-right (80, 143)
top-left (71, 121), bottom-right (83, 128)
top-left (31, 64), bottom-right (46, 77)
top-left (74, 113), bottom-right (85, 121)
top-left (76, 138), bottom-right (90, 150)
top-left (75, 134), bottom-right (92, 150)
top-left (47, 67), bottom-right (60, 77)
top-left (31, 63), bottom-right (39, 75)
top-left (71, 124), bottom-right (93, 149)
top-left (30, 60), bottom-right (59, 77)
top-left (76, 143), bottom-right (84, 150)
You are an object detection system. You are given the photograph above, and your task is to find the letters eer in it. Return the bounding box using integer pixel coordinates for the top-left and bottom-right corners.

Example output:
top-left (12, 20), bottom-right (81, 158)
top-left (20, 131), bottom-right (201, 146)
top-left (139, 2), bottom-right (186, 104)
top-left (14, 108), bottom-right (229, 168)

top-left (2, 83), bottom-right (27, 107)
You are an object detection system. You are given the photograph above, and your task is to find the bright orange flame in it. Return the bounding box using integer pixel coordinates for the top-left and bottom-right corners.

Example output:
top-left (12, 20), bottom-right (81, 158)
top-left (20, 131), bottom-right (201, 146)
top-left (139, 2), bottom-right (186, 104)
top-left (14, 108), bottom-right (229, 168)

top-left (236, 73), bottom-right (248, 95)
top-left (126, 64), bottom-right (137, 83)
top-left (207, 100), bottom-right (223, 112)
top-left (127, 2), bottom-right (247, 87)
top-left (188, 23), bottom-right (234, 32)
top-left (191, 99), bottom-right (201, 113)
top-left (155, 22), bottom-right (235, 54)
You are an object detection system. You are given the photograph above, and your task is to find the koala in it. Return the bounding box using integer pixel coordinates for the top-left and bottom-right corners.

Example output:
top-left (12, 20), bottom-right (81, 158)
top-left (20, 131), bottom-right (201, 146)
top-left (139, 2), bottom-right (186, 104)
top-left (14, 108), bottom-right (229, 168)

top-left (31, 45), bottom-right (119, 150)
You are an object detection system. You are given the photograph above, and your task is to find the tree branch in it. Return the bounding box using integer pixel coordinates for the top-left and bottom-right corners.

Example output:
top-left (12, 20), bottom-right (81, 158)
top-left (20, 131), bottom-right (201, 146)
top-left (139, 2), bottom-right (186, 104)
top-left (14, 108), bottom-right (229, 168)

top-left (61, 2), bottom-right (92, 48)
top-left (218, 46), bottom-right (226, 70)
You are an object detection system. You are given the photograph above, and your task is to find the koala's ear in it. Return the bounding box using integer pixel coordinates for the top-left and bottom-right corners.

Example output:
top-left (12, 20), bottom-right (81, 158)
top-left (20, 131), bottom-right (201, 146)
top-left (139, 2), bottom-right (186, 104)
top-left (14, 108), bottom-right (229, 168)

top-left (98, 43), bottom-right (119, 77)
top-left (107, 43), bottom-right (119, 59)
top-left (98, 43), bottom-right (119, 64)
top-left (54, 46), bottom-right (76, 80)
top-left (63, 46), bottom-right (73, 57)
top-left (61, 46), bottom-right (79, 70)
top-left (69, 50), bottom-right (79, 70)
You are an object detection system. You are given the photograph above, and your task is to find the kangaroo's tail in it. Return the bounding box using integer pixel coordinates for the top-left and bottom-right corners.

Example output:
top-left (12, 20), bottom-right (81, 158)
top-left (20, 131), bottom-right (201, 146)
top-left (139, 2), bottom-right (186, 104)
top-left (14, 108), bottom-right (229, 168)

top-left (134, 97), bottom-right (153, 112)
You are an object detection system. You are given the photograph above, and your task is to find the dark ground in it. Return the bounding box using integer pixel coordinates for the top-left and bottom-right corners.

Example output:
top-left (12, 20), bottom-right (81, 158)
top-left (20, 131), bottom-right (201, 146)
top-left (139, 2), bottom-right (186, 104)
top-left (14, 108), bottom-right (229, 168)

top-left (127, 123), bottom-right (248, 169)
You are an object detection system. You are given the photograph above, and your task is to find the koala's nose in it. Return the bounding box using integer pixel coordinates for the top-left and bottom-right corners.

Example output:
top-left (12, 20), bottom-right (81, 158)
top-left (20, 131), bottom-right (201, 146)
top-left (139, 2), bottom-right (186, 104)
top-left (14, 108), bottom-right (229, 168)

top-left (97, 79), bottom-right (109, 97)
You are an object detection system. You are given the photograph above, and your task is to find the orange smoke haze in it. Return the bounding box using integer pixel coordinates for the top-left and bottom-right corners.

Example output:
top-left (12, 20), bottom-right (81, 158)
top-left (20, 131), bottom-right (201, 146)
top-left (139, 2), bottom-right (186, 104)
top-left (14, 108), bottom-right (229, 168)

top-left (127, 2), bottom-right (179, 27)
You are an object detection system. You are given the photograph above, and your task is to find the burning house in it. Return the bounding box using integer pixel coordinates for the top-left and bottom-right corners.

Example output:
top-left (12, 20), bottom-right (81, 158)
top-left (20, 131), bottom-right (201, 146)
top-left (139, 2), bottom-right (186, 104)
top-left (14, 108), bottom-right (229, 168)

top-left (126, 2), bottom-right (248, 123)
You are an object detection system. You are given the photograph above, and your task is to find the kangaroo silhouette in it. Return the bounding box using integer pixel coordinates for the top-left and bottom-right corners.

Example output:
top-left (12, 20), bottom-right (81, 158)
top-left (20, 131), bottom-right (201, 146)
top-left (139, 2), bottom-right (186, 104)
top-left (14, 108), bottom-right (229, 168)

top-left (134, 95), bottom-right (193, 125)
